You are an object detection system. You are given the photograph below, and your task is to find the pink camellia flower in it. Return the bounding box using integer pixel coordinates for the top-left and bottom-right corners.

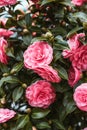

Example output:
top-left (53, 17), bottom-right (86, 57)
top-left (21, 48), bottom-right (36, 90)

top-left (68, 65), bottom-right (82, 87)
top-left (0, 108), bottom-right (16, 123)
top-left (62, 49), bottom-right (73, 59)
top-left (25, 80), bottom-right (56, 108)
top-left (73, 83), bottom-right (87, 111)
top-left (0, 37), bottom-right (8, 64)
top-left (0, 29), bottom-right (14, 38)
top-left (34, 66), bottom-right (61, 83)
top-left (71, 0), bottom-right (87, 6)
top-left (0, 0), bottom-right (16, 6)
top-left (62, 33), bottom-right (87, 71)
top-left (71, 45), bottom-right (87, 71)
top-left (23, 41), bottom-right (53, 69)
top-left (83, 128), bottom-right (87, 130)
top-left (62, 33), bottom-right (85, 59)
top-left (67, 33), bottom-right (85, 50)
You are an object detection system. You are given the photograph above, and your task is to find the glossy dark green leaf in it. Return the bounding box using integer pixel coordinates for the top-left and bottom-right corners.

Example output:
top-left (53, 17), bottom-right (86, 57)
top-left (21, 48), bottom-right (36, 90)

top-left (23, 35), bottom-right (32, 46)
top-left (41, 0), bottom-right (55, 6)
top-left (55, 36), bottom-right (68, 46)
top-left (31, 108), bottom-right (50, 119)
top-left (31, 37), bottom-right (47, 43)
top-left (73, 12), bottom-right (87, 22)
top-left (6, 47), bottom-right (15, 58)
top-left (16, 115), bottom-right (29, 129)
top-left (0, 63), bottom-right (9, 73)
top-left (12, 87), bottom-right (23, 101)
top-left (0, 76), bottom-right (20, 87)
top-left (67, 26), bottom-right (83, 38)
top-left (25, 13), bottom-right (32, 27)
top-left (10, 62), bottom-right (23, 74)
top-left (36, 122), bottom-right (51, 129)
top-left (52, 120), bottom-right (65, 130)
top-left (57, 65), bottom-right (68, 80)
top-left (54, 51), bottom-right (61, 61)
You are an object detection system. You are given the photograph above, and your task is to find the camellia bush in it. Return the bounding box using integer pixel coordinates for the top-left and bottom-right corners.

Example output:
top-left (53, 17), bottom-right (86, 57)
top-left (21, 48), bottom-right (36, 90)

top-left (0, 0), bottom-right (87, 129)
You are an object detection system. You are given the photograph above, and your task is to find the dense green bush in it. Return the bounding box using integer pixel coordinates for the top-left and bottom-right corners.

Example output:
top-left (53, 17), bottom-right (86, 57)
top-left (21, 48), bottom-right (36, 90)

top-left (0, 0), bottom-right (87, 129)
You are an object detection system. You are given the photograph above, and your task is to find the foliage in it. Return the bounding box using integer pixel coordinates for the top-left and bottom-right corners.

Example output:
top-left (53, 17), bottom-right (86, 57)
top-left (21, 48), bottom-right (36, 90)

top-left (0, 0), bottom-right (87, 130)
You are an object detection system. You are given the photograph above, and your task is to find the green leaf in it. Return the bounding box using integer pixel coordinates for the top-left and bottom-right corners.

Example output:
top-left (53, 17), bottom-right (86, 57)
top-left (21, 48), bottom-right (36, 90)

top-left (54, 51), bottom-right (61, 61)
top-left (0, 87), bottom-right (5, 96)
top-left (0, 76), bottom-right (20, 87)
top-left (53, 82), bottom-right (70, 93)
top-left (59, 0), bottom-right (73, 6)
top-left (17, 20), bottom-right (26, 28)
top-left (10, 62), bottom-right (23, 74)
top-left (55, 36), bottom-right (68, 46)
top-left (16, 115), bottom-right (29, 130)
top-left (73, 12), bottom-right (87, 22)
top-left (52, 26), bottom-right (67, 36)
top-left (6, 47), bottom-right (15, 58)
top-left (25, 13), bottom-right (32, 27)
top-left (31, 108), bottom-right (50, 119)
top-left (57, 65), bottom-right (68, 80)
top-left (31, 37), bottom-right (47, 43)
top-left (12, 87), bottom-right (24, 102)
top-left (66, 102), bottom-right (76, 115)
top-left (23, 35), bottom-right (32, 46)
top-left (41, 0), bottom-right (56, 6)
top-left (54, 43), bottom-right (68, 50)
top-left (63, 93), bottom-right (76, 115)
top-left (67, 26), bottom-right (83, 38)
top-left (25, 121), bottom-right (32, 130)
top-left (52, 119), bottom-right (65, 130)
top-left (36, 122), bottom-right (51, 129)
top-left (0, 63), bottom-right (9, 73)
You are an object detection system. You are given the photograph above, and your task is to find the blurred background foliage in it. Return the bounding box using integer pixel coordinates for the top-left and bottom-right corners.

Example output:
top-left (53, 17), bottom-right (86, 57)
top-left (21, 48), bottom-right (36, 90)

top-left (0, 0), bottom-right (87, 129)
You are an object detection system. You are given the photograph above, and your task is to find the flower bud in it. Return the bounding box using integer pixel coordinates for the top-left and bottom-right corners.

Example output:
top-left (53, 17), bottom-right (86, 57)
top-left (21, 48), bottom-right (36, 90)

top-left (10, 69), bottom-right (16, 74)
top-left (3, 73), bottom-right (9, 77)
top-left (0, 97), bottom-right (6, 105)
top-left (32, 126), bottom-right (37, 130)
top-left (22, 83), bottom-right (27, 88)
top-left (23, 29), bottom-right (29, 34)
top-left (25, 108), bottom-right (31, 113)
top-left (45, 32), bottom-right (53, 38)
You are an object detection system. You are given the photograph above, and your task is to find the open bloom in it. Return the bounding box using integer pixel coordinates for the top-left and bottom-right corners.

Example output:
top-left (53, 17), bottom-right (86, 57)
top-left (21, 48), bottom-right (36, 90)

top-left (71, 0), bottom-right (87, 6)
top-left (34, 65), bottom-right (61, 83)
top-left (0, 108), bottom-right (16, 123)
top-left (71, 45), bottom-right (87, 71)
top-left (25, 80), bottom-right (56, 108)
top-left (0, 0), bottom-right (16, 6)
top-left (0, 37), bottom-right (8, 64)
top-left (73, 83), bottom-right (87, 111)
top-left (23, 41), bottom-right (53, 69)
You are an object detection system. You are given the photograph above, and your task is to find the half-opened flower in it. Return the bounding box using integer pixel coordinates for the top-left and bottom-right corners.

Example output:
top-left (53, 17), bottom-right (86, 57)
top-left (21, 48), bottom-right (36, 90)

top-left (34, 65), bottom-right (61, 83)
top-left (0, 108), bottom-right (16, 123)
top-left (0, 0), bottom-right (16, 6)
top-left (0, 29), bottom-right (14, 38)
top-left (0, 37), bottom-right (8, 64)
